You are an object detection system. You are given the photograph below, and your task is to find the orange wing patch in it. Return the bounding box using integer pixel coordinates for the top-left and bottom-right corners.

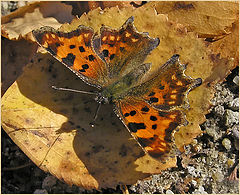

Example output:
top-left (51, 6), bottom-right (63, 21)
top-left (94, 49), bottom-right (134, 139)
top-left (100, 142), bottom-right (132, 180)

top-left (117, 97), bottom-right (185, 161)
top-left (33, 26), bottom-right (108, 87)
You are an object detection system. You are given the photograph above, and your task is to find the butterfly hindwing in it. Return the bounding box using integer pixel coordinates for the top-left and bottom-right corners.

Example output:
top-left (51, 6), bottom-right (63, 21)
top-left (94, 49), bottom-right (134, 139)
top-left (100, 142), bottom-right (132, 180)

top-left (116, 97), bottom-right (185, 161)
top-left (130, 55), bottom-right (202, 110)
top-left (116, 55), bottom-right (201, 161)
top-left (33, 26), bottom-right (108, 88)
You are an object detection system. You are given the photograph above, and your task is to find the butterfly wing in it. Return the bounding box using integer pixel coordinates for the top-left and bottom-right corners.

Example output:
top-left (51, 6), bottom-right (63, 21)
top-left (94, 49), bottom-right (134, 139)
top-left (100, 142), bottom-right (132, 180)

top-left (115, 98), bottom-right (184, 161)
top-left (32, 26), bottom-right (108, 88)
top-left (94, 16), bottom-right (159, 80)
top-left (33, 17), bottom-right (159, 88)
top-left (115, 55), bottom-right (201, 161)
top-left (129, 55), bottom-right (202, 110)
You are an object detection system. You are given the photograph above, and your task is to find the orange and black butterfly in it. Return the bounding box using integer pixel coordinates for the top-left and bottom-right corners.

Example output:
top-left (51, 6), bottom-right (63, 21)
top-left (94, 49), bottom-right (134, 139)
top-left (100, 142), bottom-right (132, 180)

top-left (32, 17), bottom-right (201, 161)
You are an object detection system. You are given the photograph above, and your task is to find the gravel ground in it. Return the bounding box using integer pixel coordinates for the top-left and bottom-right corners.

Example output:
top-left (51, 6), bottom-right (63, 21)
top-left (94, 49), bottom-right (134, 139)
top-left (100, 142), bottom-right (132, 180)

top-left (1, 1), bottom-right (239, 194)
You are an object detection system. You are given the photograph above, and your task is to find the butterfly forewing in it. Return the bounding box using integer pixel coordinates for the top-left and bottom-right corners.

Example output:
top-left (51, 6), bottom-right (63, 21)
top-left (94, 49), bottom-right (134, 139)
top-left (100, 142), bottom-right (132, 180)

top-left (33, 26), bottom-right (108, 88)
top-left (96, 17), bottom-right (160, 80)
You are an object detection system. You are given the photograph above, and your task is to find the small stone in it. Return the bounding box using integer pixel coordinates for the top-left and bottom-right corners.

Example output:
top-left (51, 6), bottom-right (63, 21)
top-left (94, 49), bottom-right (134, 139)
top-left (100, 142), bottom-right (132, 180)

top-left (211, 150), bottom-right (218, 159)
top-left (225, 109), bottom-right (239, 127)
top-left (222, 138), bottom-right (231, 150)
top-left (214, 105), bottom-right (225, 116)
top-left (187, 166), bottom-right (198, 177)
top-left (1, 2), bottom-right (8, 10)
top-left (42, 176), bottom-right (57, 189)
top-left (166, 189), bottom-right (174, 194)
top-left (34, 189), bottom-right (48, 194)
top-left (193, 186), bottom-right (207, 194)
top-left (18, 1), bottom-right (27, 7)
top-left (228, 98), bottom-right (239, 111)
top-left (233, 76), bottom-right (239, 86)
top-left (231, 124), bottom-right (239, 139)
top-left (191, 179), bottom-right (197, 187)
top-left (206, 127), bottom-right (221, 141)
top-left (212, 171), bottom-right (224, 182)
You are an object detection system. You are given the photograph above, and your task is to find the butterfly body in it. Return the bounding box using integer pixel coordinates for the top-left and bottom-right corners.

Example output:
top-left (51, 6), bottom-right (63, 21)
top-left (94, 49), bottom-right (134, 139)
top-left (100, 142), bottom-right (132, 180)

top-left (99, 63), bottom-right (151, 103)
top-left (33, 17), bottom-right (201, 161)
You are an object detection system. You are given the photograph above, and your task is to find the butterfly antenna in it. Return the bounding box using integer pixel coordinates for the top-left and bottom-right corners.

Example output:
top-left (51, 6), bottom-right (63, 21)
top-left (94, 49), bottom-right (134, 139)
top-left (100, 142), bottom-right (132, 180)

top-left (52, 86), bottom-right (97, 95)
top-left (89, 103), bottom-right (102, 128)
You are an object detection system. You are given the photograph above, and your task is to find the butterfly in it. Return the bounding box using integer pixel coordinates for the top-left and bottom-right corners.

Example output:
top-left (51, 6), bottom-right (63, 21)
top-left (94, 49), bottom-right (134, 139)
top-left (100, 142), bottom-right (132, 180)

top-left (32, 16), bottom-right (202, 161)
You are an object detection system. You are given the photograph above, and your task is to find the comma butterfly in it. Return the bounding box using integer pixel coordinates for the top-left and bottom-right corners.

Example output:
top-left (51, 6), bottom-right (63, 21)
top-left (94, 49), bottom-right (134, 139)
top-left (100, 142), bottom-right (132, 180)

top-left (32, 17), bottom-right (202, 161)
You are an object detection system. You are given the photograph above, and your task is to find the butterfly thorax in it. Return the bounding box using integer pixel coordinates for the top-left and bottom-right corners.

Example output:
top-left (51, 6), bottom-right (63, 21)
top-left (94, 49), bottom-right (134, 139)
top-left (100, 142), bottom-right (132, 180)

top-left (98, 63), bottom-right (151, 104)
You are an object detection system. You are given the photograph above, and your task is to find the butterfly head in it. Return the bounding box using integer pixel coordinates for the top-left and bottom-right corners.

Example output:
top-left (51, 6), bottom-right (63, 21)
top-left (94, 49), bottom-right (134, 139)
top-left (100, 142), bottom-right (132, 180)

top-left (94, 92), bottom-right (111, 105)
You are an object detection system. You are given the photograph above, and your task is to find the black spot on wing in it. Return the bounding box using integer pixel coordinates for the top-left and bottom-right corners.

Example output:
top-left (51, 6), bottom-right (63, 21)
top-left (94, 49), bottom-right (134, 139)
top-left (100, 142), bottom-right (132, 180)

top-left (69, 45), bottom-right (75, 49)
top-left (150, 116), bottom-right (157, 121)
top-left (79, 46), bottom-right (85, 52)
top-left (88, 55), bottom-right (95, 61)
top-left (110, 54), bottom-right (115, 60)
top-left (79, 64), bottom-right (89, 72)
top-left (152, 124), bottom-right (157, 130)
top-left (149, 97), bottom-right (159, 103)
top-left (62, 53), bottom-right (76, 67)
top-left (148, 92), bottom-right (155, 96)
top-left (102, 49), bottom-right (109, 57)
top-left (124, 113), bottom-right (130, 117)
top-left (130, 110), bottom-right (136, 116)
top-left (141, 106), bottom-right (149, 112)
top-left (82, 64), bottom-right (89, 69)
top-left (128, 122), bottom-right (146, 133)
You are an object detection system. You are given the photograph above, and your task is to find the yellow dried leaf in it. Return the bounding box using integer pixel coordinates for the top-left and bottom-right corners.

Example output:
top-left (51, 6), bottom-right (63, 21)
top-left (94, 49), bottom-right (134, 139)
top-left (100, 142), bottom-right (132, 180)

top-left (153, 1), bottom-right (239, 38)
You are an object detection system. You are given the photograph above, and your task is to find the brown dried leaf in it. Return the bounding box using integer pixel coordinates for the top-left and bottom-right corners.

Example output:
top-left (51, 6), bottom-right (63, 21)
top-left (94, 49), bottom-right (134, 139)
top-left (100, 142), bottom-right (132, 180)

top-left (2, 2), bottom-right (238, 189)
top-left (1, 1), bottom-right (73, 40)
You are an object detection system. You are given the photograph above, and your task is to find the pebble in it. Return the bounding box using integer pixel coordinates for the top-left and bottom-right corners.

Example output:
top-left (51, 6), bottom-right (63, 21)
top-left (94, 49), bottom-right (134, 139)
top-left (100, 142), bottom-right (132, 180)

top-left (228, 98), bottom-right (239, 111)
top-left (191, 180), bottom-right (197, 187)
top-left (214, 105), bottom-right (225, 116)
top-left (233, 76), bottom-right (239, 86)
top-left (193, 186), bottom-right (208, 194)
top-left (231, 124), bottom-right (239, 139)
top-left (212, 171), bottom-right (224, 182)
top-left (206, 127), bottom-right (221, 141)
top-left (166, 189), bottom-right (174, 194)
top-left (34, 189), bottom-right (48, 194)
top-left (1, 1), bottom-right (8, 10)
top-left (42, 176), bottom-right (57, 189)
top-left (224, 109), bottom-right (239, 127)
top-left (222, 138), bottom-right (231, 150)
top-left (211, 150), bottom-right (219, 159)
top-left (187, 166), bottom-right (198, 177)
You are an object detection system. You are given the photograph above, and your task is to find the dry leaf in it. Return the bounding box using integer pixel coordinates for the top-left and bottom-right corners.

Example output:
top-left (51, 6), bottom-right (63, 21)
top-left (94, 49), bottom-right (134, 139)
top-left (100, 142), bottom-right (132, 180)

top-left (2, 2), bottom-right (238, 189)
top-left (67, 1), bottom-right (139, 17)
top-left (1, 1), bottom-right (73, 40)
top-left (1, 38), bottom-right (36, 95)
top-left (153, 1), bottom-right (238, 38)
